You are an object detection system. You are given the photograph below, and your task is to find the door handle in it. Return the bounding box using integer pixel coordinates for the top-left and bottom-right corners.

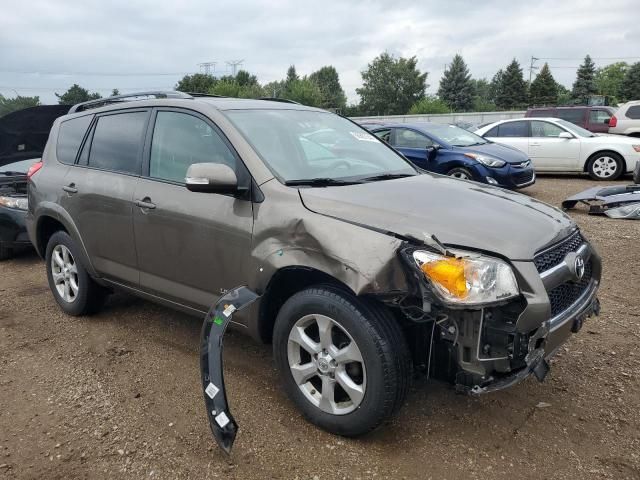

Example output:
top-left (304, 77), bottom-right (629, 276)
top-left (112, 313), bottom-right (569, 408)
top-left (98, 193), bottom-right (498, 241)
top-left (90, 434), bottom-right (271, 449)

top-left (134, 198), bottom-right (156, 210)
top-left (62, 184), bottom-right (78, 194)
top-left (530, 142), bottom-right (541, 147)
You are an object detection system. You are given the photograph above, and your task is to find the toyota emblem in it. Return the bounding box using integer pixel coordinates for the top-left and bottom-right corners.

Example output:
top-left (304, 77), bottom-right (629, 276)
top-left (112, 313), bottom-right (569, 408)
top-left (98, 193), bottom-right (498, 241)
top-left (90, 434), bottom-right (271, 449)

top-left (574, 256), bottom-right (585, 280)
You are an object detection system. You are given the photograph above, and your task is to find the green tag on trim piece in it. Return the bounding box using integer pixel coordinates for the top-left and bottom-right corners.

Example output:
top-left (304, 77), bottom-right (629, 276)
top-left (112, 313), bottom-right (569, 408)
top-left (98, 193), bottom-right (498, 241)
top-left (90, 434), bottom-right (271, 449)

top-left (213, 316), bottom-right (224, 326)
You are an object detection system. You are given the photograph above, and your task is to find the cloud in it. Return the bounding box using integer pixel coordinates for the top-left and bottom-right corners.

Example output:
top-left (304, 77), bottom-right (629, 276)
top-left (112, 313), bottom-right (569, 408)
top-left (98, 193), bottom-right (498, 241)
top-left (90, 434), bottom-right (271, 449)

top-left (1, 0), bottom-right (639, 104)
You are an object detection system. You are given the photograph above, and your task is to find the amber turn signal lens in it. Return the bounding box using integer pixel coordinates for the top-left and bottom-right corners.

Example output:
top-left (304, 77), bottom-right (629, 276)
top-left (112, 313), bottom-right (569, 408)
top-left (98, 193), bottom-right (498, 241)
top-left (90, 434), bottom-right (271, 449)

top-left (420, 258), bottom-right (468, 298)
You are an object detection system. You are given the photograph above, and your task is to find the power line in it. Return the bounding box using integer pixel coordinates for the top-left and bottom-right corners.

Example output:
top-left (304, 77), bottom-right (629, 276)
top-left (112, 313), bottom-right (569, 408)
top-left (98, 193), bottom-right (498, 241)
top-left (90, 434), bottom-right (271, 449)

top-left (537, 56), bottom-right (640, 61)
top-left (0, 70), bottom-right (191, 76)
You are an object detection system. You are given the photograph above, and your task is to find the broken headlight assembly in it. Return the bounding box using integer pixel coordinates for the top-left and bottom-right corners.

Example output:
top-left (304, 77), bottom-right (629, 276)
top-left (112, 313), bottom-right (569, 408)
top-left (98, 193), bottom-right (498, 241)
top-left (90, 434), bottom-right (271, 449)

top-left (604, 202), bottom-right (640, 219)
top-left (412, 250), bottom-right (519, 306)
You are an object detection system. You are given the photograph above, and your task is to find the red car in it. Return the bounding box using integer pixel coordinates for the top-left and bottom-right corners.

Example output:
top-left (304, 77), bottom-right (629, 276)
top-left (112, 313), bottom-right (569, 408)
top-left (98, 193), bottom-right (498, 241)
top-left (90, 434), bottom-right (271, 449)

top-left (525, 106), bottom-right (615, 134)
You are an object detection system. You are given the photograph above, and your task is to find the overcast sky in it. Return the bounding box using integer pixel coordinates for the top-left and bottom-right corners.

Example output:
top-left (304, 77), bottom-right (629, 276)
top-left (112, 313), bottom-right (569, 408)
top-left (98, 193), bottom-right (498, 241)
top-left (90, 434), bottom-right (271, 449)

top-left (2, 0), bottom-right (639, 105)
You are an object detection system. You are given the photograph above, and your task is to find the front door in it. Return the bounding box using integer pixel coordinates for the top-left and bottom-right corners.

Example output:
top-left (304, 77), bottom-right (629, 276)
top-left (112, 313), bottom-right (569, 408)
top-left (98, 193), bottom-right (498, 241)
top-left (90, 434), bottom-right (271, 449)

top-left (528, 120), bottom-right (581, 171)
top-left (391, 127), bottom-right (433, 169)
top-left (71, 109), bottom-right (150, 286)
top-left (133, 109), bottom-right (254, 312)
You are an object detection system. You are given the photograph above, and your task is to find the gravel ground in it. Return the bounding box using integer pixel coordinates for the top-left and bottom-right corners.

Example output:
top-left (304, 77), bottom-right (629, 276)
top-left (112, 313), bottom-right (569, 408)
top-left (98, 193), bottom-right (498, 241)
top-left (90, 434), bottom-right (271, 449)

top-left (1, 175), bottom-right (639, 480)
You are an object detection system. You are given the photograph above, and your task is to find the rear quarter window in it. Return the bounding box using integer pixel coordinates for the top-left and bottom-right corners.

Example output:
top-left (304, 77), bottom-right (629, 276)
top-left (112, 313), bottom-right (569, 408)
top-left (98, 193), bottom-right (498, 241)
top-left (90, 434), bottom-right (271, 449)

top-left (626, 106), bottom-right (640, 120)
top-left (56, 115), bottom-right (93, 164)
top-left (556, 109), bottom-right (585, 125)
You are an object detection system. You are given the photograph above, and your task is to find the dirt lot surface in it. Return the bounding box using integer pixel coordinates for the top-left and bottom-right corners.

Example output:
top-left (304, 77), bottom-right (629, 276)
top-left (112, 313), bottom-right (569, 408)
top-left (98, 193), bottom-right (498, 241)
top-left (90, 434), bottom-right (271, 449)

top-left (1, 175), bottom-right (639, 480)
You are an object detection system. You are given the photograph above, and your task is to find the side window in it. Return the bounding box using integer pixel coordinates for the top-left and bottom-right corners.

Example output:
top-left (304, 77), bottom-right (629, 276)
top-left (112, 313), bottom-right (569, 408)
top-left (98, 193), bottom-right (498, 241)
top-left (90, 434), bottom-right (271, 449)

top-left (589, 110), bottom-right (611, 124)
top-left (497, 121), bottom-right (529, 137)
top-left (556, 109), bottom-right (584, 125)
top-left (484, 126), bottom-right (499, 137)
top-left (88, 111), bottom-right (148, 174)
top-left (530, 121), bottom-right (564, 137)
top-left (528, 109), bottom-right (553, 118)
top-left (149, 111), bottom-right (236, 183)
top-left (56, 115), bottom-right (93, 164)
top-left (394, 128), bottom-right (433, 148)
top-left (373, 129), bottom-right (391, 143)
top-left (627, 106), bottom-right (640, 120)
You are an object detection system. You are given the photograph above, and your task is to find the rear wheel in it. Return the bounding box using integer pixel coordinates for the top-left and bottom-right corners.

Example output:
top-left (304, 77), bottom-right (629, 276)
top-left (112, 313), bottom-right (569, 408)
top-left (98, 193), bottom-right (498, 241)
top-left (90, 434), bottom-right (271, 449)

top-left (0, 246), bottom-right (12, 261)
top-left (587, 152), bottom-right (623, 180)
top-left (447, 167), bottom-right (473, 180)
top-left (45, 231), bottom-right (108, 316)
top-left (273, 286), bottom-right (411, 436)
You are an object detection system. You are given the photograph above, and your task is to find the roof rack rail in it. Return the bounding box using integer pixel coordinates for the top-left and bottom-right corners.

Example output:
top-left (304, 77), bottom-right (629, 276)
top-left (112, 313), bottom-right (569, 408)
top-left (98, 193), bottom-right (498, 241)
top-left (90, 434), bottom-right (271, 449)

top-left (187, 92), bottom-right (226, 98)
top-left (68, 91), bottom-right (193, 113)
top-left (257, 97), bottom-right (301, 105)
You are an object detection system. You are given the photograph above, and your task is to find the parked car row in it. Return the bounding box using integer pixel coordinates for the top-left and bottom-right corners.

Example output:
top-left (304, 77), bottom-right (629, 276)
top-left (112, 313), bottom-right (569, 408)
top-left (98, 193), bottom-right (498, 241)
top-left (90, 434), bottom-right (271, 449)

top-left (23, 92), bottom-right (602, 440)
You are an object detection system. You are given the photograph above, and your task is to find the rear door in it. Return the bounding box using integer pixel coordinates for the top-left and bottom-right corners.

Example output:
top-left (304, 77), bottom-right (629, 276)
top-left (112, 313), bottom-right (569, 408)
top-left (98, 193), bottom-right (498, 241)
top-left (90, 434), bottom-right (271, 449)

top-left (132, 108), bottom-right (253, 312)
top-left (556, 108), bottom-right (587, 129)
top-left (586, 109), bottom-right (613, 133)
top-left (528, 120), bottom-right (581, 171)
top-left (70, 109), bottom-right (149, 286)
top-left (390, 127), bottom-right (434, 169)
top-left (483, 121), bottom-right (530, 156)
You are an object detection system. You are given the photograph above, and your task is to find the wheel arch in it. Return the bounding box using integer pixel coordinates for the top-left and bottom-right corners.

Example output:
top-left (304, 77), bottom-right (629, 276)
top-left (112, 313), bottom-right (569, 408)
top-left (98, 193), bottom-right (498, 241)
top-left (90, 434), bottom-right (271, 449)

top-left (583, 149), bottom-right (625, 172)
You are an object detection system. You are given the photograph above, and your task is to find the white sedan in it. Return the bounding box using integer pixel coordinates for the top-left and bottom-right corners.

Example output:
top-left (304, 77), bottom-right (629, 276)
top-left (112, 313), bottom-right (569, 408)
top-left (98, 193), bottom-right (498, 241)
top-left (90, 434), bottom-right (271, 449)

top-left (475, 118), bottom-right (640, 180)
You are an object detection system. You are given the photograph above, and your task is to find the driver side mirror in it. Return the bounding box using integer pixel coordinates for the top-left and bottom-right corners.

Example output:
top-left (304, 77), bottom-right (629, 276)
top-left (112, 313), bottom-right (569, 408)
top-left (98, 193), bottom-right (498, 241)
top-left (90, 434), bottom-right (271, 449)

top-left (186, 163), bottom-right (243, 195)
top-left (558, 132), bottom-right (573, 139)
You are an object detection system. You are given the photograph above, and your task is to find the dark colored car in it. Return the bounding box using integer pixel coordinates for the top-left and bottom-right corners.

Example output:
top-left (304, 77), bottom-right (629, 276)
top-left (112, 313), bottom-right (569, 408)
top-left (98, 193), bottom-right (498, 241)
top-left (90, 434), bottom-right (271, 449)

top-left (370, 122), bottom-right (535, 189)
top-left (0, 158), bottom-right (39, 259)
top-left (27, 92), bottom-right (600, 437)
top-left (525, 106), bottom-right (615, 134)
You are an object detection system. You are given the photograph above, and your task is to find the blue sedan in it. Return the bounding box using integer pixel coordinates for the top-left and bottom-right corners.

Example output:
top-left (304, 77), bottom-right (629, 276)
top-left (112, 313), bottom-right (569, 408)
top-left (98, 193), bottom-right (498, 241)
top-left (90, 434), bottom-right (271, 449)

top-left (369, 122), bottom-right (535, 189)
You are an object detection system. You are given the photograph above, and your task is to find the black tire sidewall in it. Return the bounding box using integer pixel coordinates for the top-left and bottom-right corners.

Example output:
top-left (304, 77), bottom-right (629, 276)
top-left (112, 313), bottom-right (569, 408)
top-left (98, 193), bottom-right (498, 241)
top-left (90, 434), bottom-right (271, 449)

top-left (588, 153), bottom-right (623, 180)
top-left (273, 287), bottom-right (405, 436)
top-left (447, 167), bottom-right (473, 180)
top-left (45, 231), bottom-right (94, 316)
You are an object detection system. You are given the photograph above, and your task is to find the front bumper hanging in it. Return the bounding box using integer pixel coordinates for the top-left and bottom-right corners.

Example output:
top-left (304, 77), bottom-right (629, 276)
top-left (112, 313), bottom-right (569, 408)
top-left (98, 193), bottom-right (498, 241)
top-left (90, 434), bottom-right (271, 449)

top-left (200, 286), bottom-right (260, 454)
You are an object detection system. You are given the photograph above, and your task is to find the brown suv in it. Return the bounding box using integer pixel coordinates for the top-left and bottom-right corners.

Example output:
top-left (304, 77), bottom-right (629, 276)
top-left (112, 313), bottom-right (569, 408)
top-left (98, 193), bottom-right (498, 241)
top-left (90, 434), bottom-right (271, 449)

top-left (26, 92), bottom-right (601, 436)
top-left (525, 106), bottom-right (615, 133)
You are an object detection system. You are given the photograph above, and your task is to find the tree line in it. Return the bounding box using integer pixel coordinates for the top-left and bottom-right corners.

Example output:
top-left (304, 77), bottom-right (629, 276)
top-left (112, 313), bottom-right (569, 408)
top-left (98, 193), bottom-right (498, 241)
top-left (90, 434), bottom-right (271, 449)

top-left (2, 54), bottom-right (640, 117)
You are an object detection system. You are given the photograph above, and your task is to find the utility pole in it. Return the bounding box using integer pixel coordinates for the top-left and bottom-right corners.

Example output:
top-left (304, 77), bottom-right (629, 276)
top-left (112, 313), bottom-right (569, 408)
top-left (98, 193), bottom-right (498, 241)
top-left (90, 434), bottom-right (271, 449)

top-left (528, 56), bottom-right (539, 85)
top-left (199, 61), bottom-right (217, 75)
top-left (226, 60), bottom-right (244, 76)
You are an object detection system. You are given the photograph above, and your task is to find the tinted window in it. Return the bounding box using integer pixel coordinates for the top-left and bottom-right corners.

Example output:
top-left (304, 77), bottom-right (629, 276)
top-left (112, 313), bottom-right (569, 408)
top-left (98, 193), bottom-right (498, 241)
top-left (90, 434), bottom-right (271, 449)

top-left (556, 109), bottom-right (584, 124)
top-left (88, 112), bottom-right (148, 174)
top-left (627, 106), bottom-right (640, 120)
top-left (589, 110), bottom-right (611, 124)
top-left (394, 128), bottom-right (433, 148)
top-left (373, 129), bottom-right (391, 143)
top-left (497, 121), bottom-right (528, 137)
top-left (149, 111), bottom-right (235, 183)
top-left (484, 126), bottom-right (499, 137)
top-left (56, 115), bottom-right (93, 164)
top-left (530, 121), bottom-right (564, 137)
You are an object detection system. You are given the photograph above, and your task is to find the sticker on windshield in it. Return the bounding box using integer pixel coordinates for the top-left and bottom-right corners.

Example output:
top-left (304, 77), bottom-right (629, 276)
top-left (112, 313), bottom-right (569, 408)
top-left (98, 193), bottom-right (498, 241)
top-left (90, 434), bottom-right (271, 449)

top-left (349, 131), bottom-right (378, 142)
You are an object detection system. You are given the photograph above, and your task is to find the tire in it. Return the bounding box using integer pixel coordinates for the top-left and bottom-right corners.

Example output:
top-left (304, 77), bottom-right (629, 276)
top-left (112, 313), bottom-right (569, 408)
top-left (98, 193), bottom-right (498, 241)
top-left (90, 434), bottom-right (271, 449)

top-left (45, 231), bottom-right (107, 316)
top-left (273, 285), bottom-right (411, 437)
top-left (447, 167), bottom-right (473, 180)
top-left (587, 152), bottom-right (624, 180)
top-left (0, 245), bottom-right (12, 261)
top-left (633, 161), bottom-right (640, 184)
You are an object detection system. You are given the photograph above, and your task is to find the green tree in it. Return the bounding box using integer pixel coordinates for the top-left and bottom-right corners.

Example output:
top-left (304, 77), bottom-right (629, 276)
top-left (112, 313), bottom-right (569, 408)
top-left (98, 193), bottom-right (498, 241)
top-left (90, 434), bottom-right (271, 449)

top-left (263, 80), bottom-right (286, 98)
top-left (55, 84), bottom-right (101, 105)
top-left (437, 54), bottom-right (474, 111)
top-left (356, 53), bottom-right (427, 115)
top-left (469, 79), bottom-right (496, 111)
top-left (285, 65), bottom-right (299, 86)
top-left (285, 78), bottom-right (323, 106)
top-left (595, 62), bottom-right (628, 102)
top-left (620, 62), bottom-right (640, 102)
top-left (495, 59), bottom-right (528, 110)
top-left (409, 96), bottom-right (450, 114)
top-left (0, 94), bottom-right (40, 117)
top-left (111, 89), bottom-right (120, 96)
top-left (529, 63), bottom-right (558, 105)
top-left (488, 69), bottom-right (504, 104)
top-left (572, 55), bottom-right (597, 103)
top-left (210, 79), bottom-right (240, 97)
top-left (235, 70), bottom-right (259, 87)
top-left (175, 73), bottom-right (217, 93)
top-left (308, 66), bottom-right (347, 110)
top-left (557, 84), bottom-right (573, 105)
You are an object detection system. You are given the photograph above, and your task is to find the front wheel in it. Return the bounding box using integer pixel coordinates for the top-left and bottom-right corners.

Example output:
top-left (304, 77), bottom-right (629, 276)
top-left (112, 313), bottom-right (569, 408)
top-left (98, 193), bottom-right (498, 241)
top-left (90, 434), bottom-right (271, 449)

top-left (587, 153), bottom-right (623, 180)
top-left (447, 167), bottom-right (473, 180)
top-left (273, 286), bottom-right (411, 437)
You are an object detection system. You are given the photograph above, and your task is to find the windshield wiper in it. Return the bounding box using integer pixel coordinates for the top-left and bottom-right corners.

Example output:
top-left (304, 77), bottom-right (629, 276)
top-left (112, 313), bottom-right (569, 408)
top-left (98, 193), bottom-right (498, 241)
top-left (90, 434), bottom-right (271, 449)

top-left (358, 173), bottom-right (416, 182)
top-left (284, 177), bottom-right (362, 187)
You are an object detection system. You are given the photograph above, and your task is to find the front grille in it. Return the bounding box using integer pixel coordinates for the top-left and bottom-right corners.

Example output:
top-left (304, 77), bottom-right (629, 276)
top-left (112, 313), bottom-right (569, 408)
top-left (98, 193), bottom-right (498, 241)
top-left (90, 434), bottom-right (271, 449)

top-left (547, 260), bottom-right (593, 317)
top-left (533, 230), bottom-right (584, 273)
top-left (514, 169), bottom-right (534, 185)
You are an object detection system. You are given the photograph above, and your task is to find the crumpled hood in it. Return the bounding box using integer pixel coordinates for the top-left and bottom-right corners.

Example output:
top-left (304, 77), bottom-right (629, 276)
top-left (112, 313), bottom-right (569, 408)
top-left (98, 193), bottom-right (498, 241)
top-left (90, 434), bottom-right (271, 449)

top-left (299, 174), bottom-right (575, 260)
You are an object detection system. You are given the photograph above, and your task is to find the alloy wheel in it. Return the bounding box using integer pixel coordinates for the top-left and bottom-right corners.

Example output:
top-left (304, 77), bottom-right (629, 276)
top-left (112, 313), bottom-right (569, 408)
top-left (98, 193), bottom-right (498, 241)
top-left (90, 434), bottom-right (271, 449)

top-left (287, 314), bottom-right (366, 415)
top-left (51, 244), bottom-right (79, 303)
top-left (450, 171), bottom-right (470, 179)
top-left (592, 156), bottom-right (618, 178)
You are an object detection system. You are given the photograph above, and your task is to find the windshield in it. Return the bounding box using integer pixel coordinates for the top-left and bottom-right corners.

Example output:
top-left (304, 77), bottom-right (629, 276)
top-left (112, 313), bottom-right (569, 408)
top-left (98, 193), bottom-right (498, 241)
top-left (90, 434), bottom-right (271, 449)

top-left (421, 123), bottom-right (488, 147)
top-left (0, 158), bottom-right (38, 174)
top-left (225, 109), bottom-right (416, 183)
top-left (555, 119), bottom-right (596, 138)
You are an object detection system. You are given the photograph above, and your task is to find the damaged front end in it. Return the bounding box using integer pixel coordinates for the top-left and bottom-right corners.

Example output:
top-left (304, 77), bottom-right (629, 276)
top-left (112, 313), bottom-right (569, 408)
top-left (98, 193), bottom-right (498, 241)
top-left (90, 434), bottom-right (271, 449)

top-left (562, 185), bottom-right (640, 219)
top-left (395, 232), bottom-right (601, 395)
